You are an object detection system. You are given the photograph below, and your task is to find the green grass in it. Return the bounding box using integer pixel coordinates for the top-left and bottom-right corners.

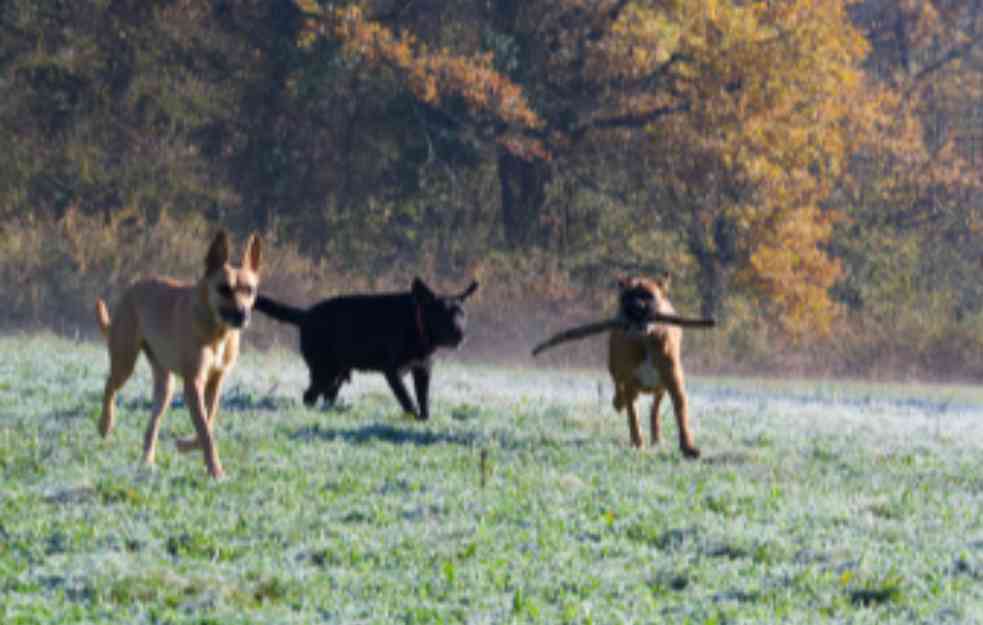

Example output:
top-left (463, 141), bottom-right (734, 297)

top-left (1, 333), bottom-right (982, 624)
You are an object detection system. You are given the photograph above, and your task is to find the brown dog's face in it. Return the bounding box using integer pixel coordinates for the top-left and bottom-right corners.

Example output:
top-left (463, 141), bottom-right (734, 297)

top-left (616, 273), bottom-right (671, 334)
top-left (204, 231), bottom-right (262, 329)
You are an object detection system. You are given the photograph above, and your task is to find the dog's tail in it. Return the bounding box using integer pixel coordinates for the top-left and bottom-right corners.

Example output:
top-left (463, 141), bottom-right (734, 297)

top-left (255, 294), bottom-right (307, 326)
top-left (95, 299), bottom-right (111, 339)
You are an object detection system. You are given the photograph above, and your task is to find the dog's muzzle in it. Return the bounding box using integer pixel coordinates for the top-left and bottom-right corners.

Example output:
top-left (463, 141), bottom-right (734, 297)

top-left (220, 307), bottom-right (250, 328)
top-left (622, 299), bottom-right (651, 324)
top-left (438, 331), bottom-right (464, 349)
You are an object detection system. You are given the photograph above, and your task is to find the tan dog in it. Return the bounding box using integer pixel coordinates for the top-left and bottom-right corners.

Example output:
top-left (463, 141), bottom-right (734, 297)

top-left (95, 231), bottom-right (262, 478)
top-left (608, 274), bottom-right (700, 458)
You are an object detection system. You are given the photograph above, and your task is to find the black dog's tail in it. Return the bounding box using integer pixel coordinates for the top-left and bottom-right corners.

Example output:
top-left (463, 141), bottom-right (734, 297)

top-left (255, 295), bottom-right (307, 326)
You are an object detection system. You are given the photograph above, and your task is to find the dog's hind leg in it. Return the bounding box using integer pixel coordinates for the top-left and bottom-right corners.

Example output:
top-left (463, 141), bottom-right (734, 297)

top-left (142, 364), bottom-right (174, 465)
top-left (383, 370), bottom-right (418, 418)
top-left (100, 317), bottom-right (142, 438)
top-left (612, 382), bottom-right (628, 413)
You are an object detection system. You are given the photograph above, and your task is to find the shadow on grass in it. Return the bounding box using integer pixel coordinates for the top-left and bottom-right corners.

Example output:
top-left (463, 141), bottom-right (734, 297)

top-left (289, 420), bottom-right (680, 458)
top-left (849, 585), bottom-right (903, 607)
top-left (700, 450), bottom-right (756, 465)
top-left (289, 422), bottom-right (484, 447)
top-left (287, 418), bottom-right (610, 452)
top-left (120, 386), bottom-right (296, 413)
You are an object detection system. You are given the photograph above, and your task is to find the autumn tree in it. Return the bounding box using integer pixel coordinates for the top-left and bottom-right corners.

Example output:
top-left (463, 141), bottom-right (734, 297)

top-left (297, 0), bottom-right (888, 333)
top-left (0, 0), bottom-right (255, 225)
top-left (5, 0), bottom-right (983, 376)
top-left (836, 0), bottom-right (983, 328)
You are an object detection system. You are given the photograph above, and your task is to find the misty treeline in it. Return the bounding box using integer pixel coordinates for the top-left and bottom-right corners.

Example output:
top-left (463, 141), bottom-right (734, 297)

top-left (2, 0), bottom-right (983, 380)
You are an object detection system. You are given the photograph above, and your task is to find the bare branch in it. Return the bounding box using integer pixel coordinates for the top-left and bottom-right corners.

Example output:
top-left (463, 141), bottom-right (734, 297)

top-left (573, 101), bottom-right (692, 137)
top-left (908, 33), bottom-right (983, 88)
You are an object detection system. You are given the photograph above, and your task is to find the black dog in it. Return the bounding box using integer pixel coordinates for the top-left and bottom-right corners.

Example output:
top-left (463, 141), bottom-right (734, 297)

top-left (255, 278), bottom-right (478, 420)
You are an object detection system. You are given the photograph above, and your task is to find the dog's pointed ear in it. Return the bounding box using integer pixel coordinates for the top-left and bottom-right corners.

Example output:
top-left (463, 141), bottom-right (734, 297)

top-left (205, 230), bottom-right (231, 275)
top-left (243, 232), bottom-right (262, 273)
top-left (457, 281), bottom-right (479, 301)
top-left (412, 277), bottom-right (435, 302)
top-left (615, 276), bottom-right (631, 291)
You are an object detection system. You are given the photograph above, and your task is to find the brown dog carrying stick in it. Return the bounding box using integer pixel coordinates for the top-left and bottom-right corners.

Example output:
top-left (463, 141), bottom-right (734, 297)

top-left (95, 231), bottom-right (262, 478)
top-left (532, 273), bottom-right (712, 458)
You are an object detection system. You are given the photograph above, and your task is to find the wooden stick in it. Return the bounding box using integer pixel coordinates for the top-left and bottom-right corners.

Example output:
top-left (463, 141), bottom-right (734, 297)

top-left (531, 312), bottom-right (715, 357)
top-left (650, 312), bottom-right (717, 328)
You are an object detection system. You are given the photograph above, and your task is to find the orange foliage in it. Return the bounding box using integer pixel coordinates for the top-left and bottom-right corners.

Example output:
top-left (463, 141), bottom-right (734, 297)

top-left (297, 3), bottom-right (542, 142)
top-left (615, 0), bottom-right (885, 335)
top-left (292, 0), bottom-right (913, 336)
top-left (746, 207), bottom-right (844, 336)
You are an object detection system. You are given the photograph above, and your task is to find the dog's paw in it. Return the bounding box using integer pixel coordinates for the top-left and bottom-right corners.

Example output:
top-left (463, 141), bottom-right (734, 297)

top-left (681, 446), bottom-right (701, 460)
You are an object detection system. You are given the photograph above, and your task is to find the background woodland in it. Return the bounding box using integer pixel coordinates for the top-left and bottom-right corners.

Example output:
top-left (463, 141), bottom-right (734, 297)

top-left (2, 0), bottom-right (983, 380)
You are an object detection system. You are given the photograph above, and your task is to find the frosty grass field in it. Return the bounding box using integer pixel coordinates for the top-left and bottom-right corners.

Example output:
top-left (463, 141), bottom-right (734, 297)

top-left (1, 333), bottom-right (982, 624)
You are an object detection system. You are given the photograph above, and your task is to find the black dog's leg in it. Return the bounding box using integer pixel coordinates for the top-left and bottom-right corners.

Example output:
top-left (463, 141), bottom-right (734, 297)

top-left (305, 366), bottom-right (333, 408)
top-left (323, 370), bottom-right (349, 405)
top-left (301, 350), bottom-right (322, 407)
top-left (411, 366), bottom-right (431, 421)
top-left (303, 385), bottom-right (320, 407)
top-left (323, 381), bottom-right (339, 405)
top-left (383, 370), bottom-right (419, 418)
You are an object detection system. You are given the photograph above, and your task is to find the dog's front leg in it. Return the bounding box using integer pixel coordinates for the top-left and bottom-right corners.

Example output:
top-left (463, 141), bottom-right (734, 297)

top-left (184, 377), bottom-right (224, 478)
top-left (411, 366), bottom-right (431, 421)
top-left (204, 373), bottom-right (225, 426)
top-left (666, 368), bottom-right (700, 459)
top-left (625, 397), bottom-right (644, 448)
top-left (384, 370), bottom-right (419, 418)
top-left (649, 388), bottom-right (666, 446)
top-left (176, 373), bottom-right (224, 450)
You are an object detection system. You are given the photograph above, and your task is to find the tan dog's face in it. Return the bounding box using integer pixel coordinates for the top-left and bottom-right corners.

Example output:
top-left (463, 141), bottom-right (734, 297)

top-left (616, 273), bottom-right (671, 335)
top-left (204, 232), bottom-right (262, 329)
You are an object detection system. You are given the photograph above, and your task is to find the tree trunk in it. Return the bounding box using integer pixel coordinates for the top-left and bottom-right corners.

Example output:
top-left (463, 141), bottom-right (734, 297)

top-left (687, 219), bottom-right (728, 321)
top-left (696, 255), bottom-right (726, 322)
top-left (498, 149), bottom-right (551, 249)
